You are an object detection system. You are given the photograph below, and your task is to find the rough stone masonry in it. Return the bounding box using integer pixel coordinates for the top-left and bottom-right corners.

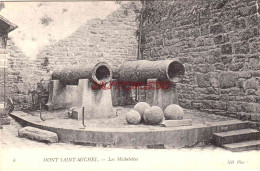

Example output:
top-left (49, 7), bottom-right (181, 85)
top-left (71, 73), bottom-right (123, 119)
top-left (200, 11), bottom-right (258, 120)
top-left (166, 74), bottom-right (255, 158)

top-left (4, 0), bottom-right (260, 122)
top-left (5, 2), bottom-right (140, 110)
top-left (139, 0), bottom-right (260, 121)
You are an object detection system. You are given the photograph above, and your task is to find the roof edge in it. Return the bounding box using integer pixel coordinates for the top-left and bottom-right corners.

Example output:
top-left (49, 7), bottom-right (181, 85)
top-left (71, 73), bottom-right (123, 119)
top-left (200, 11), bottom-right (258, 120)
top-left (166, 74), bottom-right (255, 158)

top-left (0, 15), bottom-right (18, 33)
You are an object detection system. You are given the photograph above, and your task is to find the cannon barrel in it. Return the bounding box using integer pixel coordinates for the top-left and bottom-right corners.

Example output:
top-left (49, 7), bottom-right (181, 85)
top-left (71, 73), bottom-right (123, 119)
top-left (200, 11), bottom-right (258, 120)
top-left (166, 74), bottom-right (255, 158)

top-left (52, 62), bottom-right (112, 85)
top-left (116, 60), bottom-right (185, 83)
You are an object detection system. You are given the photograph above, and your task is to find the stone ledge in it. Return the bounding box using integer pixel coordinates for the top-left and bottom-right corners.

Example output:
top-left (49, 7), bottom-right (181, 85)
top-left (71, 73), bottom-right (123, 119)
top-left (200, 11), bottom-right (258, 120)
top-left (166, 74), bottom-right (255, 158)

top-left (18, 126), bottom-right (58, 143)
top-left (10, 112), bottom-right (250, 148)
top-left (160, 119), bottom-right (192, 127)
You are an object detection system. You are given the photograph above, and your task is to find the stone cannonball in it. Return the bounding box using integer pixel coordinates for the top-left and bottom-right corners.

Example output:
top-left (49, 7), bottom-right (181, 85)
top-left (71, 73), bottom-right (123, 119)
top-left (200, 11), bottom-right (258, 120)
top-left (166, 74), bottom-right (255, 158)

top-left (126, 110), bottom-right (141, 125)
top-left (143, 106), bottom-right (164, 125)
top-left (133, 102), bottom-right (151, 118)
top-left (164, 104), bottom-right (184, 120)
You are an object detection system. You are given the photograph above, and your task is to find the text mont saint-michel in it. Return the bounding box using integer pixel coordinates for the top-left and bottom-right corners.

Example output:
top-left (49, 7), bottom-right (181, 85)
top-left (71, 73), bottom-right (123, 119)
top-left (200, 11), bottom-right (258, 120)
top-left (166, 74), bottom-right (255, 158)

top-left (43, 157), bottom-right (138, 162)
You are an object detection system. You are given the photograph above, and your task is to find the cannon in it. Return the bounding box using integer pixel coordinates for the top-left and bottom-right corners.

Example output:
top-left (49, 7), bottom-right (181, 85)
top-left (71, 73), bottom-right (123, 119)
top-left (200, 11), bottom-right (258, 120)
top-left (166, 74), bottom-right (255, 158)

top-left (52, 62), bottom-right (112, 85)
top-left (117, 60), bottom-right (185, 83)
top-left (112, 60), bottom-right (185, 110)
top-left (47, 62), bottom-right (116, 120)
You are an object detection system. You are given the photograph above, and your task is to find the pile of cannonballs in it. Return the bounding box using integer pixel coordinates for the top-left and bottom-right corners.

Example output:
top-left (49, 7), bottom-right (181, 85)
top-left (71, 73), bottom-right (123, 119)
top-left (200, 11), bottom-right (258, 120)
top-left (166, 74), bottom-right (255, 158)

top-left (126, 102), bottom-right (184, 125)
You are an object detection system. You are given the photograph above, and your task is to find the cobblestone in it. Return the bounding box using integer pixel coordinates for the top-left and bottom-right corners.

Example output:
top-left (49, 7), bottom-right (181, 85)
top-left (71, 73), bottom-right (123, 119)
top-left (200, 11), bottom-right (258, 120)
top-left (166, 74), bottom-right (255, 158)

top-left (11, 106), bottom-right (234, 129)
top-left (0, 117), bottom-right (224, 151)
top-left (0, 107), bottom-right (234, 151)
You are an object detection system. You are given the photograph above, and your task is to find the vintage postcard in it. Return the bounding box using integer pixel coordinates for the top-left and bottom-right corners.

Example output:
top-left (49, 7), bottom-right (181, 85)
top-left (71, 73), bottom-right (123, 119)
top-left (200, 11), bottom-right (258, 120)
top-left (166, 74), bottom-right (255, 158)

top-left (0, 0), bottom-right (260, 170)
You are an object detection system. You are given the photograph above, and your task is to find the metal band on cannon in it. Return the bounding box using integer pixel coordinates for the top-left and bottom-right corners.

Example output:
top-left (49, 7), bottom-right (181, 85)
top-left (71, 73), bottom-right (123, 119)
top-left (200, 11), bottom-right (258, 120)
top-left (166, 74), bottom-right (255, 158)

top-left (47, 62), bottom-right (115, 120)
top-left (117, 60), bottom-right (185, 83)
top-left (52, 62), bottom-right (112, 85)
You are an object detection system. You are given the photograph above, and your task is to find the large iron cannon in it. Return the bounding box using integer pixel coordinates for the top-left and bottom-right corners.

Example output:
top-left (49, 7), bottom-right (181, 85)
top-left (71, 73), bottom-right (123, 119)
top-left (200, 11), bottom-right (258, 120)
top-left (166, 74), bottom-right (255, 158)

top-left (47, 62), bottom-right (115, 120)
top-left (115, 60), bottom-right (185, 83)
top-left (52, 62), bottom-right (112, 85)
top-left (112, 59), bottom-right (185, 110)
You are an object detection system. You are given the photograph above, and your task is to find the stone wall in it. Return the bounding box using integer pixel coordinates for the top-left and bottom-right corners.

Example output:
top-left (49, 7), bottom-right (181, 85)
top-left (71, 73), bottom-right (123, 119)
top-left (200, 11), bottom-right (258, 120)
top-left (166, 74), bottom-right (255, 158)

top-left (6, 2), bottom-right (140, 110)
top-left (6, 40), bottom-right (47, 110)
top-left (1, 37), bottom-right (11, 125)
top-left (140, 0), bottom-right (260, 121)
top-left (0, 37), bottom-right (6, 102)
top-left (4, 0), bottom-right (260, 121)
top-left (36, 2), bottom-right (139, 73)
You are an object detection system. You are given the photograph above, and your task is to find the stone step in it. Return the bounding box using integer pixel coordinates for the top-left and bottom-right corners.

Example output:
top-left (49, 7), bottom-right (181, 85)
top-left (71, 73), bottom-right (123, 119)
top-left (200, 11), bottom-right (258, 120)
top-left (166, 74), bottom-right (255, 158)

top-left (214, 129), bottom-right (260, 145)
top-left (223, 140), bottom-right (260, 152)
top-left (207, 120), bottom-right (250, 132)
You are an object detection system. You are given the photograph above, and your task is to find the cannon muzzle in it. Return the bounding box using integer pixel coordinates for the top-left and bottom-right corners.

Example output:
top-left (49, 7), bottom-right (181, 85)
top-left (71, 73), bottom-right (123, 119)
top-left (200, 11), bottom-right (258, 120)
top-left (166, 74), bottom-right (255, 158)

top-left (52, 62), bottom-right (112, 85)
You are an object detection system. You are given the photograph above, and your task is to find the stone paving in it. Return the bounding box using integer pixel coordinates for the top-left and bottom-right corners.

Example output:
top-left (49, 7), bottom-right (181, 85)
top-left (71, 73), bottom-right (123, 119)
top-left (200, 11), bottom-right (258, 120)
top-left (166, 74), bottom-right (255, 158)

top-left (0, 107), bottom-right (235, 150)
top-left (0, 117), bottom-right (84, 150)
top-left (12, 106), bottom-right (234, 130)
top-left (1, 116), bottom-right (223, 151)
top-left (1, 117), bottom-right (260, 171)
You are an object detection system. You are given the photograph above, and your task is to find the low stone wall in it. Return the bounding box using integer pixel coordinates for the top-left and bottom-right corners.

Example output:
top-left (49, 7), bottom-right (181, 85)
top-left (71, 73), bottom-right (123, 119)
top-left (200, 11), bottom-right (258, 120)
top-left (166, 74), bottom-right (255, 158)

top-left (139, 0), bottom-right (260, 120)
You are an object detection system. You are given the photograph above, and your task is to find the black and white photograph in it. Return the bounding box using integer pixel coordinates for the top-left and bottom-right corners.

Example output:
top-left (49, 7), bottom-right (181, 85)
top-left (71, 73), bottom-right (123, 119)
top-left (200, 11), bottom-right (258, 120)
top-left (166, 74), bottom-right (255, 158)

top-left (0, 0), bottom-right (260, 170)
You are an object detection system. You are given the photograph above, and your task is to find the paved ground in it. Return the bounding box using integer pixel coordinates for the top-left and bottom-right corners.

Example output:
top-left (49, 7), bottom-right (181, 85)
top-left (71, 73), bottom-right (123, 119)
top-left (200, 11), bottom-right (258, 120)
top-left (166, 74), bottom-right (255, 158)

top-left (0, 116), bottom-right (222, 150)
top-left (1, 107), bottom-right (233, 150)
top-left (1, 113), bottom-right (260, 171)
top-left (10, 106), bottom-right (234, 130)
top-left (0, 117), bottom-right (84, 150)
